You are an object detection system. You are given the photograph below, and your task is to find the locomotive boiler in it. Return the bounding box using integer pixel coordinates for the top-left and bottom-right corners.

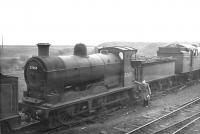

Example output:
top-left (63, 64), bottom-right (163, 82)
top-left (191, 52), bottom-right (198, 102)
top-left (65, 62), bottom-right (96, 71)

top-left (24, 43), bottom-right (121, 100)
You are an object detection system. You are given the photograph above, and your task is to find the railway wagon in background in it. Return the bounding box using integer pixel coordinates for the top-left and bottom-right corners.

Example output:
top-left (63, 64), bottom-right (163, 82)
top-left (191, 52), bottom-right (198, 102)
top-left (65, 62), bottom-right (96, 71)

top-left (158, 43), bottom-right (200, 73)
top-left (158, 43), bottom-right (200, 82)
top-left (132, 43), bottom-right (200, 91)
top-left (0, 73), bottom-right (19, 134)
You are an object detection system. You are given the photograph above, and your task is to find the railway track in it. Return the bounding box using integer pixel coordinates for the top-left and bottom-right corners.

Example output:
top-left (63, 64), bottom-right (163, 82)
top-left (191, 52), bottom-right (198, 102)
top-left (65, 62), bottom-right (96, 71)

top-left (177, 115), bottom-right (200, 134)
top-left (113, 96), bottom-right (200, 134)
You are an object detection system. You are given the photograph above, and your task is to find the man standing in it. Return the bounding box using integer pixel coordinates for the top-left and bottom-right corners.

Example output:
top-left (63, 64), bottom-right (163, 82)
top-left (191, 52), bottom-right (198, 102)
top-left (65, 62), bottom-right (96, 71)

top-left (135, 80), bottom-right (151, 107)
top-left (141, 80), bottom-right (151, 107)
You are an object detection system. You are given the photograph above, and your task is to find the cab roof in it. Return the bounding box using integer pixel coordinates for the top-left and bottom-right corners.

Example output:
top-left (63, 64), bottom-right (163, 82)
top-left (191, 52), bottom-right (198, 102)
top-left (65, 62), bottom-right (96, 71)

top-left (99, 46), bottom-right (137, 52)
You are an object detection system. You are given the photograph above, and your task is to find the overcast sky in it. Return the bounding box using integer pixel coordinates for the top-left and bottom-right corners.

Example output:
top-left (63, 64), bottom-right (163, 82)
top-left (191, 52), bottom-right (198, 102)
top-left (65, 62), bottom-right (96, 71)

top-left (0, 0), bottom-right (200, 46)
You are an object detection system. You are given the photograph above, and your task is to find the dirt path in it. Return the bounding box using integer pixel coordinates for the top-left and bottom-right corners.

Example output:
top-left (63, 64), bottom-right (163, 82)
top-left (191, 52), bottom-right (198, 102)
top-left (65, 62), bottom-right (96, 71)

top-left (57, 83), bottom-right (200, 134)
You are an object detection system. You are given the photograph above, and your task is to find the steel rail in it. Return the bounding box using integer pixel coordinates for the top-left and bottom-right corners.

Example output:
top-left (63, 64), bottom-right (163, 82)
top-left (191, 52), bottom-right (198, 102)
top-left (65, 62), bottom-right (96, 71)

top-left (125, 96), bottom-right (200, 134)
top-left (151, 112), bottom-right (200, 134)
top-left (172, 116), bottom-right (200, 134)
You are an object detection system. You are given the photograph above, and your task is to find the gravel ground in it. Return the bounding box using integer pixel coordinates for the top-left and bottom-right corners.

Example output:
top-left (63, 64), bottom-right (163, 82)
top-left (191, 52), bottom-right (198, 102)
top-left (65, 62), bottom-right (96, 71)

top-left (183, 118), bottom-right (200, 134)
top-left (56, 83), bottom-right (200, 134)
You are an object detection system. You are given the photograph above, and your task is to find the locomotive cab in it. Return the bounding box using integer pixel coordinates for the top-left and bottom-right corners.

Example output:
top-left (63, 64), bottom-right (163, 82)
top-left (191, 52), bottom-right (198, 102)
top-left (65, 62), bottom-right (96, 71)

top-left (99, 46), bottom-right (137, 86)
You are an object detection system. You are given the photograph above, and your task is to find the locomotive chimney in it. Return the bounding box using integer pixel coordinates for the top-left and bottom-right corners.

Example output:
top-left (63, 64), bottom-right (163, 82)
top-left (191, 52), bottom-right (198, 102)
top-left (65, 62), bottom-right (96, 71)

top-left (37, 43), bottom-right (51, 57)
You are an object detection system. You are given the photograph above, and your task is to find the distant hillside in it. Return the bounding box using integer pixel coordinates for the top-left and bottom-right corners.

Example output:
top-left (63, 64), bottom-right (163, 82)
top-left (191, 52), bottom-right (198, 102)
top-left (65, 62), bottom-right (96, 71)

top-left (99, 42), bottom-right (150, 51)
top-left (99, 42), bottom-right (168, 56)
top-left (139, 42), bottom-right (168, 56)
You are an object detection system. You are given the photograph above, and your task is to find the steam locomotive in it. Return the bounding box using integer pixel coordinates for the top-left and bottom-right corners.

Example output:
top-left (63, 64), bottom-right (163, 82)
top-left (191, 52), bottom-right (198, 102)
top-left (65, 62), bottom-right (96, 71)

top-left (22, 43), bottom-right (138, 128)
top-left (1, 43), bottom-right (200, 133)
